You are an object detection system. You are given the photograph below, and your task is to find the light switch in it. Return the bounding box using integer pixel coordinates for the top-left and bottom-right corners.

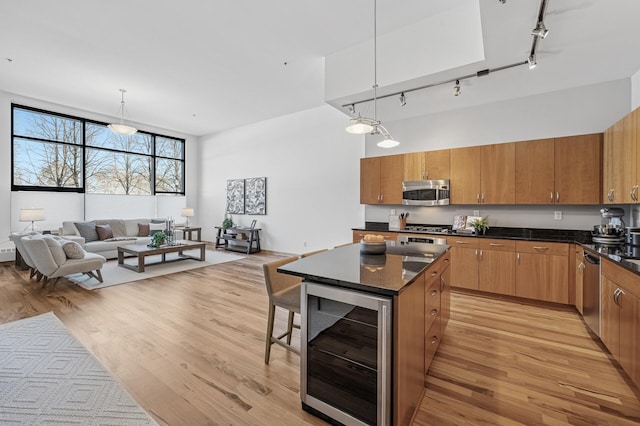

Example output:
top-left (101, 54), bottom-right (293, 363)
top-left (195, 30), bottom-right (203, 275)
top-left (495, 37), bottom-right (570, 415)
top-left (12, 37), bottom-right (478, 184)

top-left (554, 211), bottom-right (562, 220)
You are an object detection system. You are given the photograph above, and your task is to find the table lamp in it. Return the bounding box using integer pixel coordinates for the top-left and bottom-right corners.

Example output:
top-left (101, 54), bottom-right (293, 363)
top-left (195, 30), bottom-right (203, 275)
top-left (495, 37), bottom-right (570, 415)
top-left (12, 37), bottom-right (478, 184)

top-left (19, 208), bottom-right (45, 232)
top-left (181, 208), bottom-right (194, 228)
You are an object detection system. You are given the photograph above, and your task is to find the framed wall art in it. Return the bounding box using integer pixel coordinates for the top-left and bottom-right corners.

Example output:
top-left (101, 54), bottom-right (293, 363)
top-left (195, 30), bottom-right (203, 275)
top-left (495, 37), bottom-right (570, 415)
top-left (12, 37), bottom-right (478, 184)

top-left (226, 179), bottom-right (245, 214)
top-left (245, 177), bottom-right (267, 215)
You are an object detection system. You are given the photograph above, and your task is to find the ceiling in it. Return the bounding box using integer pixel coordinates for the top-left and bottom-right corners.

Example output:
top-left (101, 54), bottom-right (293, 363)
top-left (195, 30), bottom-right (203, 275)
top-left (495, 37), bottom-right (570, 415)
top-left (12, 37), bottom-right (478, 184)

top-left (1, 0), bottom-right (640, 137)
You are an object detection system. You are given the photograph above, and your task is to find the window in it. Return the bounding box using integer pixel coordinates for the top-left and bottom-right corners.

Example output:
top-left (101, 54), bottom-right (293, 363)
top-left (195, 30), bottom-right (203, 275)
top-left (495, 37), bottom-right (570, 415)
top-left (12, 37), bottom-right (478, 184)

top-left (12, 105), bottom-right (185, 195)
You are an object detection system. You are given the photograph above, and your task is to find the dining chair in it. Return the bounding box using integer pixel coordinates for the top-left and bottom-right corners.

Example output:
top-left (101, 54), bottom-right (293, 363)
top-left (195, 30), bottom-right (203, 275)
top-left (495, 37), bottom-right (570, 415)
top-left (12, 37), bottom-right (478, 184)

top-left (263, 255), bottom-right (302, 364)
top-left (301, 249), bottom-right (328, 258)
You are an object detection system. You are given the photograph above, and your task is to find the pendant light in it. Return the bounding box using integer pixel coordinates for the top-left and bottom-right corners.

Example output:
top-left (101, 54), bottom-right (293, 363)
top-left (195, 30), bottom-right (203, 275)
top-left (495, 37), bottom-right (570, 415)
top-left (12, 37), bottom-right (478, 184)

top-left (108, 89), bottom-right (137, 136)
top-left (345, 0), bottom-right (399, 148)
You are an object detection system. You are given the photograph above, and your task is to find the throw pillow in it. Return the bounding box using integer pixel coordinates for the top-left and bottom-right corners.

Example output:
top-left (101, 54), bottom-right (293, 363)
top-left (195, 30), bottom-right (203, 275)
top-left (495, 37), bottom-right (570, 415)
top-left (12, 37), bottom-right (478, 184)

top-left (95, 224), bottom-right (113, 240)
top-left (148, 222), bottom-right (165, 236)
top-left (138, 223), bottom-right (150, 237)
top-left (74, 221), bottom-right (99, 243)
top-left (62, 241), bottom-right (85, 259)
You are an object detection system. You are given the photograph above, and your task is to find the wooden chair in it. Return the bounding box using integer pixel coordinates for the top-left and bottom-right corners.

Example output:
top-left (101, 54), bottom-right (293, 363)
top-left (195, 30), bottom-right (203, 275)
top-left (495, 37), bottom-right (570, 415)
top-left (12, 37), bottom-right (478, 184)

top-left (263, 256), bottom-right (302, 364)
top-left (301, 249), bottom-right (328, 258)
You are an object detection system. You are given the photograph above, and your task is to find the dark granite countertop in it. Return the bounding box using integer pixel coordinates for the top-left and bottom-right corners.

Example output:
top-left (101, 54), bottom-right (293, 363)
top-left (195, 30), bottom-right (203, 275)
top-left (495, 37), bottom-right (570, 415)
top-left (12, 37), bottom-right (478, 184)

top-left (278, 242), bottom-right (449, 297)
top-left (581, 243), bottom-right (640, 276)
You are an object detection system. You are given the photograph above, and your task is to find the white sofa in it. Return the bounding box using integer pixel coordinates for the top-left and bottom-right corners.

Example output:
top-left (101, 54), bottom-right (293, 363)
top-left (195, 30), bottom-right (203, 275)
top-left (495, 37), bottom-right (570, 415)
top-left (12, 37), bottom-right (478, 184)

top-left (60, 219), bottom-right (164, 259)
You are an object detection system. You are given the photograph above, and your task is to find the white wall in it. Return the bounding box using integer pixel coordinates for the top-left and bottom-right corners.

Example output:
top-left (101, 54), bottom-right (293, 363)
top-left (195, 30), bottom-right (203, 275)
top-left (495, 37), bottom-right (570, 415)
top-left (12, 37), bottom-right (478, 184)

top-left (632, 68), bottom-right (640, 110)
top-left (365, 79), bottom-right (633, 230)
top-left (0, 90), bottom-right (199, 245)
top-left (199, 105), bottom-right (364, 254)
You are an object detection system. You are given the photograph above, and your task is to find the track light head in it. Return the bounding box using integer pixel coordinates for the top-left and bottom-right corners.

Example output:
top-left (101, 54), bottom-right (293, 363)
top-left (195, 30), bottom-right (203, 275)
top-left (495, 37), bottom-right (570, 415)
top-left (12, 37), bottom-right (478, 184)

top-left (532, 22), bottom-right (549, 39)
top-left (399, 92), bottom-right (406, 107)
top-left (498, 0), bottom-right (507, 3)
top-left (453, 80), bottom-right (461, 97)
top-left (528, 54), bottom-right (537, 69)
top-left (348, 104), bottom-right (356, 115)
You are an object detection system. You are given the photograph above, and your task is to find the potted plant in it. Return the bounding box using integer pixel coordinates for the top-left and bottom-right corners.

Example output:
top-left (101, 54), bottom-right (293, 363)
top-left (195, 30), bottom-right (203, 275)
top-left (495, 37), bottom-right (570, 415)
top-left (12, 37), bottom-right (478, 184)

top-left (150, 231), bottom-right (167, 247)
top-left (222, 217), bottom-right (234, 230)
top-left (468, 216), bottom-right (490, 235)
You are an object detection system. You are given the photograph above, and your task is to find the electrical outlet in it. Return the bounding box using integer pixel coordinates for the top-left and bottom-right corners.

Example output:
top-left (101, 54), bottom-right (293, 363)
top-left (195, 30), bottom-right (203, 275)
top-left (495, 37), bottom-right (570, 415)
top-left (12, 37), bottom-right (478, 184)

top-left (473, 210), bottom-right (480, 216)
top-left (390, 209), bottom-right (396, 215)
top-left (554, 211), bottom-right (562, 220)
top-left (303, 241), bottom-right (307, 247)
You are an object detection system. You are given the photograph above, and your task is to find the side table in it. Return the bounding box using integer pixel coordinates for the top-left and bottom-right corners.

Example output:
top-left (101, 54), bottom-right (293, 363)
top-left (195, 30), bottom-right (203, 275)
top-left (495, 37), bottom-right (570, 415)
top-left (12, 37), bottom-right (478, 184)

top-left (215, 226), bottom-right (261, 254)
top-left (177, 227), bottom-right (202, 241)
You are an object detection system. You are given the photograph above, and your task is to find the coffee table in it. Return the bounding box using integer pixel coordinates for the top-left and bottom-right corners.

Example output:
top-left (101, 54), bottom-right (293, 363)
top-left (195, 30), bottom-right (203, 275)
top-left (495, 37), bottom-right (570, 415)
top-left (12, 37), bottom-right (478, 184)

top-left (117, 240), bottom-right (206, 273)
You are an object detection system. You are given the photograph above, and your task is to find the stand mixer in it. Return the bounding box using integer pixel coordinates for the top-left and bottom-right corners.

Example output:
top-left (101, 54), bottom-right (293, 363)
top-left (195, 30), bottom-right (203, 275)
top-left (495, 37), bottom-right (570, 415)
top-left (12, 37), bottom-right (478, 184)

top-left (592, 207), bottom-right (625, 244)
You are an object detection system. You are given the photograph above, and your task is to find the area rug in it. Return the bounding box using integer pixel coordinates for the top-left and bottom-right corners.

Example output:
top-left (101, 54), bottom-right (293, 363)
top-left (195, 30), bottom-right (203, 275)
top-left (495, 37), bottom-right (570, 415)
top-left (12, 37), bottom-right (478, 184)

top-left (0, 312), bottom-right (158, 425)
top-left (66, 249), bottom-right (245, 290)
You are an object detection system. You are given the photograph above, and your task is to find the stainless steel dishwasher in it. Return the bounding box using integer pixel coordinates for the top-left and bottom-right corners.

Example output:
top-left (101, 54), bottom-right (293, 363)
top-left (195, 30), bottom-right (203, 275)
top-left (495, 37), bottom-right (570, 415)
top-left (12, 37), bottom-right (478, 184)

top-left (582, 252), bottom-right (601, 336)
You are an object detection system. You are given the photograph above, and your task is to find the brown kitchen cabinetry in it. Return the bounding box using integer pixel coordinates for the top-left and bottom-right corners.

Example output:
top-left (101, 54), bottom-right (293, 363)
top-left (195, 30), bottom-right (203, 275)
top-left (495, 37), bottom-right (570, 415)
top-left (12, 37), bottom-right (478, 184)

top-left (450, 144), bottom-right (515, 204)
top-left (515, 241), bottom-right (569, 304)
top-left (575, 246), bottom-right (585, 315)
top-left (360, 155), bottom-right (404, 204)
top-left (352, 230), bottom-right (398, 243)
top-left (423, 251), bottom-right (450, 375)
top-left (516, 135), bottom-right (602, 205)
top-left (600, 259), bottom-right (640, 389)
top-left (448, 237), bottom-right (515, 296)
top-left (603, 109), bottom-right (638, 204)
top-left (403, 149), bottom-right (450, 181)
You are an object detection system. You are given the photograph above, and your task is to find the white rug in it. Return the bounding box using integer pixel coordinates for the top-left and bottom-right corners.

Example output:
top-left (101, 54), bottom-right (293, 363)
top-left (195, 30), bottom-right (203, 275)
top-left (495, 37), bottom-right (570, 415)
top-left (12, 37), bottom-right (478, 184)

top-left (66, 249), bottom-right (245, 290)
top-left (0, 312), bottom-right (157, 425)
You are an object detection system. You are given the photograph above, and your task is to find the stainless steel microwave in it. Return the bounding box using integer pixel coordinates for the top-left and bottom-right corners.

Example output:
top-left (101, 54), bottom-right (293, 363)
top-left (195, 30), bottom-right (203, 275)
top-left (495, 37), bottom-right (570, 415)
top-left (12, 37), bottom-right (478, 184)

top-left (402, 180), bottom-right (450, 206)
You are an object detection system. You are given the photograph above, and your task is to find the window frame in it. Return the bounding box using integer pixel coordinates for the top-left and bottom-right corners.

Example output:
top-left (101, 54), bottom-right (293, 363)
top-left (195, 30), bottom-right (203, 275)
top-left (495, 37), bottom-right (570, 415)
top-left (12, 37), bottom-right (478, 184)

top-left (11, 103), bottom-right (186, 195)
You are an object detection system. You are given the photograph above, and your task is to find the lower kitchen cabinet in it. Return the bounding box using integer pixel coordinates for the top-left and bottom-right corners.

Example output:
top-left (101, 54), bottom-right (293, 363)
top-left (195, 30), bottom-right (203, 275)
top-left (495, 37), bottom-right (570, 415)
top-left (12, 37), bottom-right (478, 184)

top-left (601, 259), bottom-right (640, 389)
top-left (448, 237), bottom-right (515, 296)
top-left (424, 252), bottom-right (450, 374)
top-left (575, 246), bottom-right (585, 315)
top-left (515, 241), bottom-right (569, 304)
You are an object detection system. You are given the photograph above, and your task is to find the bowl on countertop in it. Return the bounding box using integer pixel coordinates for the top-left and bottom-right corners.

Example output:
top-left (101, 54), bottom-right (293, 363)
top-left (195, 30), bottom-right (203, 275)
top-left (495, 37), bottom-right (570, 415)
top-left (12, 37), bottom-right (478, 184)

top-left (360, 240), bottom-right (387, 255)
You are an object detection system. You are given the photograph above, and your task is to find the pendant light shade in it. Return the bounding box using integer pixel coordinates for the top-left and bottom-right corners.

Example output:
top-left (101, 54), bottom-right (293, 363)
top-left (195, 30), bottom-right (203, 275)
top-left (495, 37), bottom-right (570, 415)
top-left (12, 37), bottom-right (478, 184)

top-left (344, 0), bottom-right (399, 148)
top-left (108, 89), bottom-right (137, 136)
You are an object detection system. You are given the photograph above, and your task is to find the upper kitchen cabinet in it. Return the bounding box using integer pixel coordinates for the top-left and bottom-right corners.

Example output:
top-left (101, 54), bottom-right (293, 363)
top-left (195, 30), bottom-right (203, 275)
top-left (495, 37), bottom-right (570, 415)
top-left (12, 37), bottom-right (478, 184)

top-left (360, 155), bottom-right (404, 204)
top-left (603, 109), bottom-right (638, 204)
top-left (403, 150), bottom-right (450, 181)
top-left (516, 134), bottom-right (602, 205)
top-left (515, 138), bottom-right (556, 204)
top-left (555, 134), bottom-right (602, 204)
top-left (450, 144), bottom-right (514, 204)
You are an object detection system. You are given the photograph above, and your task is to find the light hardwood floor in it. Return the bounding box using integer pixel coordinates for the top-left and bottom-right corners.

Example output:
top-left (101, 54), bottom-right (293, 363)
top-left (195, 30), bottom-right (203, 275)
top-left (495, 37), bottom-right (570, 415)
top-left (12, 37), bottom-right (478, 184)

top-left (1, 249), bottom-right (639, 425)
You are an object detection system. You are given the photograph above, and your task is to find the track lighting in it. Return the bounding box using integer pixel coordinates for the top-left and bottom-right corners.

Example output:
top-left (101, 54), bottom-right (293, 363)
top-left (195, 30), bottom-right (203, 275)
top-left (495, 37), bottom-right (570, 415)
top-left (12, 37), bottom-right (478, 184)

top-left (498, 0), bottom-right (507, 3)
top-left (531, 22), bottom-right (549, 39)
top-left (348, 104), bottom-right (356, 115)
top-left (346, 115), bottom-right (375, 134)
top-left (399, 92), bottom-right (406, 107)
top-left (528, 54), bottom-right (537, 69)
top-left (453, 80), bottom-right (461, 97)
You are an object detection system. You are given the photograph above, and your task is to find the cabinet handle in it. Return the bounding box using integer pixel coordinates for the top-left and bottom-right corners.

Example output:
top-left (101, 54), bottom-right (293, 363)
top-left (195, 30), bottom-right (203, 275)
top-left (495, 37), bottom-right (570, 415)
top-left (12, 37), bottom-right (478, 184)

top-left (430, 336), bottom-right (439, 345)
top-left (533, 246), bottom-right (549, 251)
top-left (430, 309), bottom-right (439, 317)
top-left (607, 189), bottom-right (612, 202)
top-left (380, 194), bottom-right (384, 202)
top-left (475, 249), bottom-right (478, 257)
top-left (455, 241), bottom-right (468, 244)
top-left (517, 253), bottom-right (520, 264)
top-left (431, 271), bottom-right (438, 277)
top-left (440, 275), bottom-right (446, 291)
top-left (633, 185), bottom-right (639, 201)
top-left (556, 192), bottom-right (560, 203)
top-left (481, 193), bottom-right (485, 203)
top-left (610, 189), bottom-right (615, 202)
top-left (479, 249), bottom-right (483, 259)
top-left (613, 288), bottom-right (621, 306)
top-left (489, 243), bottom-right (503, 247)
top-left (477, 193), bottom-right (480, 203)
top-left (550, 192), bottom-right (553, 203)
top-left (578, 262), bottom-right (584, 273)
top-left (430, 289), bottom-right (439, 297)
top-left (630, 187), bottom-right (636, 202)
top-left (444, 259), bottom-right (449, 263)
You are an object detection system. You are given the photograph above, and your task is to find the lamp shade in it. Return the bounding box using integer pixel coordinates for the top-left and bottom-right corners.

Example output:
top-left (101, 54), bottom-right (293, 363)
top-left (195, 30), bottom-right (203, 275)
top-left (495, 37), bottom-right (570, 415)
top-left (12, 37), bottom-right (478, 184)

top-left (181, 208), bottom-right (194, 217)
top-left (19, 208), bottom-right (45, 222)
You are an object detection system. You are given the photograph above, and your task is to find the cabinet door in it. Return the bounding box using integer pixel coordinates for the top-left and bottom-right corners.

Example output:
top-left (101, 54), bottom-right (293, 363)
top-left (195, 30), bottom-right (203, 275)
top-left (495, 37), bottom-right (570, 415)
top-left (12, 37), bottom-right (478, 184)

top-left (425, 149), bottom-right (450, 180)
top-left (515, 139), bottom-right (555, 204)
top-left (450, 146), bottom-right (481, 204)
top-left (575, 252), bottom-right (584, 315)
top-left (605, 116), bottom-right (636, 203)
top-left (554, 134), bottom-right (602, 204)
top-left (618, 288), bottom-right (639, 384)
top-left (379, 154), bottom-right (404, 205)
top-left (360, 157), bottom-right (381, 204)
top-left (449, 246), bottom-right (478, 290)
top-left (478, 249), bottom-right (515, 296)
top-left (603, 124), bottom-right (615, 203)
top-left (403, 152), bottom-right (426, 181)
top-left (481, 143), bottom-right (515, 204)
top-left (548, 255), bottom-right (569, 303)
top-left (601, 277), bottom-right (620, 358)
top-left (515, 252), bottom-right (547, 300)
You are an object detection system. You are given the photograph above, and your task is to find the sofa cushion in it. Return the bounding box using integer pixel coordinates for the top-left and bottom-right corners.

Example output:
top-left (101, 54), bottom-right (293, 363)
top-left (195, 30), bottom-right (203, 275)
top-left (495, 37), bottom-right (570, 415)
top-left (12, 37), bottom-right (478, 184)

top-left (94, 219), bottom-right (126, 237)
top-left (62, 241), bottom-right (85, 259)
top-left (138, 223), bottom-right (150, 237)
top-left (96, 224), bottom-right (113, 240)
top-left (75, 221), bottom-right (99, 242)
top-left (42, 235), bottom-right (67, 266)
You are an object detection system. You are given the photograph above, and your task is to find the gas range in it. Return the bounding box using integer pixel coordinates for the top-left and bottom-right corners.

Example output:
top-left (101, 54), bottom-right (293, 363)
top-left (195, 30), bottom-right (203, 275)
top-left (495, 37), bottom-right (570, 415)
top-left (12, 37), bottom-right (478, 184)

top-left (404, 225), bottom-right (450, 234)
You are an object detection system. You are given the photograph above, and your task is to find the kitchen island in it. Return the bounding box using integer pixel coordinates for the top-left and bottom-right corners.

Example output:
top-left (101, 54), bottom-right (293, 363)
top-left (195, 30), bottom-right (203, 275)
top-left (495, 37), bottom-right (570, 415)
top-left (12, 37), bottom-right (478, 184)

top-left (279, 242), bottom-right (450, 426)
